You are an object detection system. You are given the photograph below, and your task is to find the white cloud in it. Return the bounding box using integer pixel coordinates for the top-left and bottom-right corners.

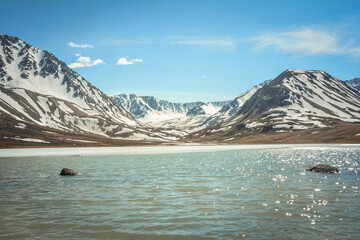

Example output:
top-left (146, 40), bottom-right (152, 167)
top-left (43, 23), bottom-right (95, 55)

top-left (116, 57), bottom-right (143, 65)
top-left (101, 36), bottom-right (237, 51)
top-left (202, 75), bottom-right (207, 79)
top-left (117, 58), bottom-right (133, 65)
top-left (101, 39), bottom-right (155, 45)
top-left (68, 54), bottom-right (104, 69)
top-left (250, 27), bottom-right (360, 57)
top-left (67, 62), bottom-right (84, 69)
top-left (168, 35), bottom-right (236, 50)
top-left (68, 42), bottom-right (94, 48)
top-left (132, 58), bottom-right (143, 63)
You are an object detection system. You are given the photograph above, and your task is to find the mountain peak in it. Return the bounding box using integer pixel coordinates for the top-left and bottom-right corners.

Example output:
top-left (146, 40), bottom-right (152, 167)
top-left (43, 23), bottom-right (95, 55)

top-left (0, 33), bottom-right (20, 42)
top-left (286, 69), bottom-right (316, 72)
top-left (272, 69), bottom-right (336, 85)
top-left (284, 69), bottom-right (327, 75)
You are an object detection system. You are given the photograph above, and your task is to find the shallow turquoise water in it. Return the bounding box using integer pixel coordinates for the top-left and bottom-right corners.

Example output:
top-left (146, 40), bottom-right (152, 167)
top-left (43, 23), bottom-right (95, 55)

top-left (0, 145), bottom-right (359, 239)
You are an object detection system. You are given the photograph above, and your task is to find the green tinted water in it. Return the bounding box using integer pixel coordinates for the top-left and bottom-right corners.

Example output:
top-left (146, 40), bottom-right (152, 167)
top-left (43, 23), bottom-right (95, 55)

top-left (0, 146), bottom-right (359, 239)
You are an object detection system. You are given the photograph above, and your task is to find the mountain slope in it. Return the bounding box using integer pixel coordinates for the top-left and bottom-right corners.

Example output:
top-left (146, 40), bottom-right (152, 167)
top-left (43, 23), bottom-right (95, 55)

top-left (0, 34), bottom-right (176, 141)
top-left (190, 69), bottom-right (360, 140)
top-left (199, 80), bottom-right (270, 128)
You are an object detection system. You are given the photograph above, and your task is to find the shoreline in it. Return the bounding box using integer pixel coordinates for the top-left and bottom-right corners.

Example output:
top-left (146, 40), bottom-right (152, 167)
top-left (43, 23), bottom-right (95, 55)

top-left (0, 143), bottom-right (359, 158)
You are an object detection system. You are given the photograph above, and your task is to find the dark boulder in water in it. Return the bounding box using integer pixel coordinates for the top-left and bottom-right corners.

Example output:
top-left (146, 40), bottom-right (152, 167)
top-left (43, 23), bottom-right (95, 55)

top-left (60, 168), bottom-right (79, 176)
top-left (306, 164), bottom-right (339, 173)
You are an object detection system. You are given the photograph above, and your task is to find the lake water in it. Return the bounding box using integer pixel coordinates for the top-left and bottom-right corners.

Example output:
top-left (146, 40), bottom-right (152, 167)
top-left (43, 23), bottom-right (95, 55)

top-left (0, 145), bottom-right (359, 239)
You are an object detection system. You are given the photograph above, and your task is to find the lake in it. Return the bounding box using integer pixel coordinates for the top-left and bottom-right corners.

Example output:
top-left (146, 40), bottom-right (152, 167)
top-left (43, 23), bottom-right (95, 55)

top-left (0, 145), bottom-right (359, 239)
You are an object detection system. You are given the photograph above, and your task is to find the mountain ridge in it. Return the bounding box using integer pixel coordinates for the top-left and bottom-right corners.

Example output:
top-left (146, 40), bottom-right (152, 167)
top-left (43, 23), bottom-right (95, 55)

top-left (111, 93), bottom-right (229, 119)
top-left (0, 33), bottom-right (359, 146)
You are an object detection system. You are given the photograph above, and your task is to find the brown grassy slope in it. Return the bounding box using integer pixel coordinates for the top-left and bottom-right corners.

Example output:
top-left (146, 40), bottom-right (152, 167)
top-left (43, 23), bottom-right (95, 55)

top-left (1, 113), bottom-right (359, 148)
top-left (0, 114), bottom-right (163, 148)
top-left (184, 123), bottom-right (360, 144)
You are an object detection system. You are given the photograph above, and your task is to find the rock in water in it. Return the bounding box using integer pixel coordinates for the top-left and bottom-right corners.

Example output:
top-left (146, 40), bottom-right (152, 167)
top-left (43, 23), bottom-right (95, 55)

top-left (60, 168), bottom-right (79, 176)
top-left (306, 164), bottom-right (339, 173)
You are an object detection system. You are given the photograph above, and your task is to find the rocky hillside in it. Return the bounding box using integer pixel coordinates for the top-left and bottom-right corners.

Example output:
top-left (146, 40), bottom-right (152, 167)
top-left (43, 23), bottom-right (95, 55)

top-left (0, 34), bottom-right (177, 142)
top-left (190, 69), bottom-right (360, 141)
top-left (199, 80), bottom-right (271, 128)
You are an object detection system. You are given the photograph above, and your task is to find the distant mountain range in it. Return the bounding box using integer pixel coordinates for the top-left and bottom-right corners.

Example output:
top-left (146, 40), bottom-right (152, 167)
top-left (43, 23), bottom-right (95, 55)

top-left (111, 94), bottom-right (229, 135)
top-left (345, 78), bottom-right (360, 92)
top-left (0, 34), bottom-right (359, 146)
top-left (111, 93), bottom-right (228, 119)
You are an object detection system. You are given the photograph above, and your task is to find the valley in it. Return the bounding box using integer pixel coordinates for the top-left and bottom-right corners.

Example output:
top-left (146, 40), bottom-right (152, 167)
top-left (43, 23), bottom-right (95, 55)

top-left (0, 34), bottom-right (359, 147)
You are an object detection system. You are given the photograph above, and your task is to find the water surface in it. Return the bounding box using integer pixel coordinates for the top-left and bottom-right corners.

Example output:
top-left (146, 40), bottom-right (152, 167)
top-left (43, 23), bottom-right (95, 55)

top-left (0, 145), bottom-right (359, 239)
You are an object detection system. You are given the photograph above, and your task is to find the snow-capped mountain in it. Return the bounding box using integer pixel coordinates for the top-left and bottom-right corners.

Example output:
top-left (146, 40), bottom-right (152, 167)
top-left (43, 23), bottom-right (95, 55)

top-left (191, 69), bottom-right (360, 140)
top-left (199, 80), bottom-right (271, 128)
top-left (111, 94), bottom-right (205, 119)
top-left (1, 33), bottom-right (359, 145)
top-left (0, 34), bottom-right (176, 141)
top-left (111, 93), bottom-right (229, 133)
top-left (345, 78), bottom-right (360, 92)
top-left (186, 102), bottom-right (223, 116)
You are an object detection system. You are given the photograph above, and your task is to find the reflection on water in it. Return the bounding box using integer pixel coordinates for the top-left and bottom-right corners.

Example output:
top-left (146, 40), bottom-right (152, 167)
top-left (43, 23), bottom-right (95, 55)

top-left (0, 145), bottom-right (359, 239)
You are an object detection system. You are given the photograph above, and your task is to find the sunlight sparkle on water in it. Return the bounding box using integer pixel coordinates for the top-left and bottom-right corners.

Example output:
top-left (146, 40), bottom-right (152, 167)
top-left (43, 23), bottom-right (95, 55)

top-left (0, 145), bottom-right (359, 239)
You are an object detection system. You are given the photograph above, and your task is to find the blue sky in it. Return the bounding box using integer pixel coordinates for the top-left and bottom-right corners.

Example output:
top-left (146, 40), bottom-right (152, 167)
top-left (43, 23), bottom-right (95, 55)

top-left (1, 0), bottom-right (360, 102)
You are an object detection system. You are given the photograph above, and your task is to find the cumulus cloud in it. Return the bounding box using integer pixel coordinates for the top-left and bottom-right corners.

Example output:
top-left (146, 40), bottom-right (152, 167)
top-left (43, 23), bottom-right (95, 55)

top-left (68, 42), bottom-right (94, 48)
top-left (68, 54), bottom-right (104, 69)
top-left (250, 27), bottom-right (360, 57)
top-left (117, 57), bottom-right (143, 65)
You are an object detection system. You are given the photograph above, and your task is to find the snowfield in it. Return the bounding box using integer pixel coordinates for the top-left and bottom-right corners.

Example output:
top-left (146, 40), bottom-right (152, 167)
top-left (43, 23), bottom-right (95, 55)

top-left (0, 144), bottom-right (354, 158)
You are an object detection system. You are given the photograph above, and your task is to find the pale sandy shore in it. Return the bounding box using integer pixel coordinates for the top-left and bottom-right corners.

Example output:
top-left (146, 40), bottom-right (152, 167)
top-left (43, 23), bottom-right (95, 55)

top-left (0, 144), bottom-right (359, 158)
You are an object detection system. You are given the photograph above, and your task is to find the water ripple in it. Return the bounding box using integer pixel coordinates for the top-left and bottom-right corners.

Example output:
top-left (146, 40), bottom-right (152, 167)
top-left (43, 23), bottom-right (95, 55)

top-left (0, 145), bottom-right (359, 239)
